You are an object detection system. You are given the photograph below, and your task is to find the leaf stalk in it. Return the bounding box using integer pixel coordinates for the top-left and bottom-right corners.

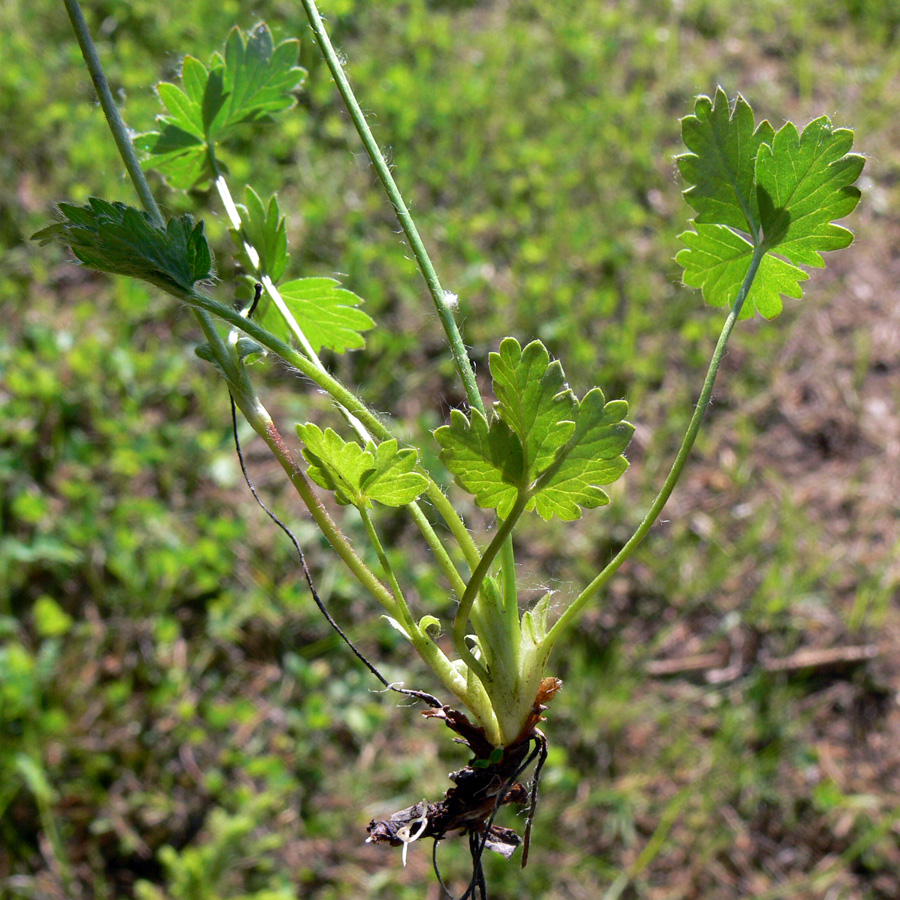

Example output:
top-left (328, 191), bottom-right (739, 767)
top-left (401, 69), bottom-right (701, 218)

top-left (544, 243), bottom-right (766, 650)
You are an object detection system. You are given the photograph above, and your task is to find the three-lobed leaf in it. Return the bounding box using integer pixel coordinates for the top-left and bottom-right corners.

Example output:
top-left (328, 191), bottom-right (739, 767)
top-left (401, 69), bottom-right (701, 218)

top-left (435, 338), bottom-right (632, 521)
top-left (296, 424), bottom-right (427, 508)
top-left (33, 199), bottom-right (212, 297)
top-left (137, 23), bottom-right (306, 189)
top-left (676, 89), bottom-right (863, 319)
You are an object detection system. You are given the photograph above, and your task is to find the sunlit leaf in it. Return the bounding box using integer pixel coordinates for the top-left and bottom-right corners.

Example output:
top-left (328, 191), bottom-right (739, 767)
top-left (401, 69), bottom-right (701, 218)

top-left (273, 278), bottom-right (374, 353)
top-left (137, 23), bottom-right (305, 189)
top-left (434, 409), bottom-right (525, 518)
top-left (435, 340), bottom-right (631, 520)
top-left (490, 338), bottom-right (576, 473)
top-left (677, 90), bottom-right (863, 318)
top-left (295, 425), bottom-right (427, 508)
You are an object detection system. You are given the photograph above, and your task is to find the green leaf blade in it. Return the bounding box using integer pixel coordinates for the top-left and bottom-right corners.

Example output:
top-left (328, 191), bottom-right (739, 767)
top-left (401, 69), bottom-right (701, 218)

top-left (274, 277), bottom-right (374, 353)
top-left (234, 187), bottom-right (289, 282)
top-left (677, 87), bottom-right (774, 235)
top-left (360, 441), bottom-right (428, 507)
top-left (756, 117), bottom-right (864, 267)
top-left (296, 426), bottom-right (426, 508)
top-left (216, 24), bottom-right (305, 141)
top-left (138, 23), bottom-right (306, 190)
top-left (677, 91), bottom-right (862, 319)
top-left (155, 81), bottom-right (205, 139)
top-left (33, 200), bottom-right (213, 298)
top-left (677, 223), bottom-right (807, 319)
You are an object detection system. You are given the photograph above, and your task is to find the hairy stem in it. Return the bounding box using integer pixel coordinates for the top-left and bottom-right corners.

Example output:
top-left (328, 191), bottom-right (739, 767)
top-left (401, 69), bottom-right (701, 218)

top-left (297, 0), bottom-right (515, 609)
top-left (62, 0), bottom-right (163, 228)
top-left (453, 491), bottom-right (530, 680)
top-left (544, 244), bottom-right (766, 650)
top-left (297, 0), bottom-right (485, 419)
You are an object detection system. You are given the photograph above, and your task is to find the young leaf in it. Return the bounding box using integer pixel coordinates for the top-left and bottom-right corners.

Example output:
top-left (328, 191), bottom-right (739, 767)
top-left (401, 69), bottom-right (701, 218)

top-left (272, 278), bottom-right (374, 353)
top-left (137, 24), bottom-right (305, 189)
top-left (676, 90), bottom-right (863, 318)
top-left (435, 340), bottom-right (632, 521)
top-left (33, 199), bottom-right (212, 297)
top-left (295, 424), bottom-right (427, 508)
top-left (232, 186), bottom-right (290, 282)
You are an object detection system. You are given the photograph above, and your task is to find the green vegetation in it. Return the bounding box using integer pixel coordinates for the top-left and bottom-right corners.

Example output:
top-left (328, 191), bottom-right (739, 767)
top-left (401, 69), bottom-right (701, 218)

top-left (3, 1), bottom-right (899, 898)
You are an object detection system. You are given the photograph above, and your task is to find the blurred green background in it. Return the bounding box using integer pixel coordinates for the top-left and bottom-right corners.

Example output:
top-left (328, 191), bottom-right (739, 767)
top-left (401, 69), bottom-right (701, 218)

top-left (2, 0), bottom-right (900, 897)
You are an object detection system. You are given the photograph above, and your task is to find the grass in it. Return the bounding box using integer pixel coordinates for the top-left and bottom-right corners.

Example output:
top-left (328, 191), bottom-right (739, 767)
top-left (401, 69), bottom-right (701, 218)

top-left (2, 0), bottom-right (900, 897)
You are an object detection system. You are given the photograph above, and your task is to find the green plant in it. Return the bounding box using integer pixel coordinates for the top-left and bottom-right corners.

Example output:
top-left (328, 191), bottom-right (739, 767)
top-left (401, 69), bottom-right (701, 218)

top-left (37, 0), bottom-right (863, 892)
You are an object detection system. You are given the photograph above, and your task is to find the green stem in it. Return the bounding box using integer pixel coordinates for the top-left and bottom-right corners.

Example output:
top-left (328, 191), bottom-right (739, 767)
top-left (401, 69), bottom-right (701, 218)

top-left (358, 506), bottom-right (418, 634)
top-left (297, 0), bottom-right (485, 418)
top-left (62, 0), bottom-right (163, 228)
top-left (241, 398), bottom-right (400, 615)
top-left (544, 244), bottom-right (766, 650)
top-left (210, 164), bottom-right (471, 596)
top-left (499, 537), bottom-right (520, 645)
top-left (298, 0), bottom-right (522, 627)
top-left (62, 0), bottom-right (240, 386)
top-left (453, 491), bottom-right (530, 679)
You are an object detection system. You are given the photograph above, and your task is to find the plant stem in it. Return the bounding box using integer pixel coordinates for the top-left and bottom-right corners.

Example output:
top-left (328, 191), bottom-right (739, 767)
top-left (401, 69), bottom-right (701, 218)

top-left (62, 0), bottom-right (240, 386)
top-left (62, 0), bottom-right (163, 228)
top-left (298, 0), bottom-right (520, 623)
top-left (359, 506), bottom-right (419, 635)
top-left (211, 167), bottom-right (472, 595)
top-left (453, 491), bottom-right (530, 679)
top-left (296, 0), bottom-right (485, 418)
top-left (544, 244), bottom-right (766, 650)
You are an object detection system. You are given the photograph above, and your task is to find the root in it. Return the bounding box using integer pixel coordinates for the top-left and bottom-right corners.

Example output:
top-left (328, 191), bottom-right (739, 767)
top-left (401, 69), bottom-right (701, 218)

top-left (367, 679), bottom-right (560, 898)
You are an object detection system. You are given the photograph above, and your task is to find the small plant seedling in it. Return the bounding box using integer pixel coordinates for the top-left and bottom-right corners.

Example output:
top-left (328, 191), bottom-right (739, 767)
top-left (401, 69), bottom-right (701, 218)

top-left (40, 1), bottom-right (863, 895)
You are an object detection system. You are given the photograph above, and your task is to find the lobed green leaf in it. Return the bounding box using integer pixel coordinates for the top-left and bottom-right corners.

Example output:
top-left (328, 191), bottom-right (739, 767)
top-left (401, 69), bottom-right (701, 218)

top-left (295, 424), bottom-right (427, 508)
top-left (532, 389), bottom-right (633, 521)
top-left (137, 23), bottom-right (306, 189)
top-left (676, 89), bottom-right (863, 318)
top-left (33, 199), bottom-right (212, 297)
top-left (435, 339), bottom-right (632, 521)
